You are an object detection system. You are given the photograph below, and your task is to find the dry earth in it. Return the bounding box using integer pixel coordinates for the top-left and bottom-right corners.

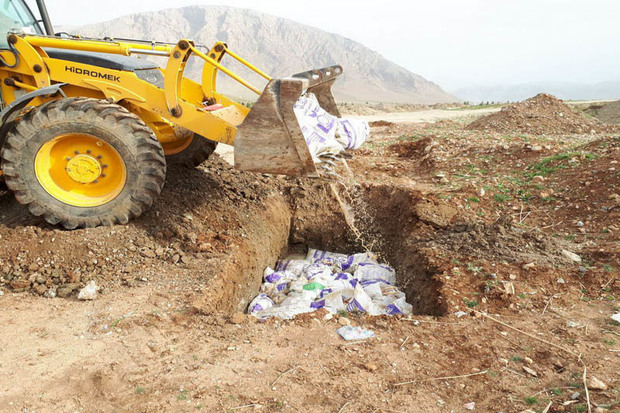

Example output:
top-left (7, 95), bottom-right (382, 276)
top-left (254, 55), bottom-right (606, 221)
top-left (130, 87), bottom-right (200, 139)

top-left (0, 99), bottom-right (618, 413)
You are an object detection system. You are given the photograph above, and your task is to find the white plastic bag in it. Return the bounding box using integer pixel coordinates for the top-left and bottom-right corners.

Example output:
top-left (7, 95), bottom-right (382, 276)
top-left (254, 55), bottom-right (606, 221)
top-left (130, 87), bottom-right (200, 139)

top-left (276, 256), bottom-right (311, 277)
top-left (336, 118), bottom-right (370, 150)
top-left (293, 94), bottom-right (344, 161)
top-left (248, 293), bottom-right (274, 315)
top-left (354, 263), bottom-right (396, 284)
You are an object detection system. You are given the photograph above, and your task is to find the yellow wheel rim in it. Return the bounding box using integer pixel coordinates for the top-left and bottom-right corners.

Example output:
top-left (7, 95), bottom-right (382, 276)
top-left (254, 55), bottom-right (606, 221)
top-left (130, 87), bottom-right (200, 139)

top-left (162, 135), bottom-right (193, 155)
top-left (35, 133), bottom-right (127, 207)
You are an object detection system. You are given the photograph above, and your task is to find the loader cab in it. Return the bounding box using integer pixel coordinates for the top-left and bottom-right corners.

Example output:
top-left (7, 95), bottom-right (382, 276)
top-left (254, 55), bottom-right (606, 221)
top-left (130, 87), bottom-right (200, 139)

top-left (0, 0), bottom-right (44, 49)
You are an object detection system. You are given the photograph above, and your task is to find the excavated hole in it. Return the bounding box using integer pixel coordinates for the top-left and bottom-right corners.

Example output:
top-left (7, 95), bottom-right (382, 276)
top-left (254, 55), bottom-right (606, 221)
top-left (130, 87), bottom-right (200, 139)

top-left (229, 182), bottom-right (447, 317)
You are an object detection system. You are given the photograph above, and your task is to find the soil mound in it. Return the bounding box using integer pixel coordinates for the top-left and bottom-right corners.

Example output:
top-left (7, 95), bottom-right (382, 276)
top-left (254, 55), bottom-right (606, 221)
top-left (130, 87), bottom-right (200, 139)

top-left (467, 93), bottom-right (616, 134)
top-left (583, 100), bottom-right (620, 125)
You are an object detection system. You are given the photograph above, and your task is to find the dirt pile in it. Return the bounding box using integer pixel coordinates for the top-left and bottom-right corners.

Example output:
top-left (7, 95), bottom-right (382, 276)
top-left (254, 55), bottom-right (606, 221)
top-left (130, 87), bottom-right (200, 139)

top-left (467, 93), bottom-right (616, 134)
top-left (583, 100), bottom-right (620, 125)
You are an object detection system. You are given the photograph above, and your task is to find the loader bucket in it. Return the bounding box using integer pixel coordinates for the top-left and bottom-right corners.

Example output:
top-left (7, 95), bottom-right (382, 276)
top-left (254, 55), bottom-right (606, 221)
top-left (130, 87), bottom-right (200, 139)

top-left (234, 65), bottom-right (343, 177)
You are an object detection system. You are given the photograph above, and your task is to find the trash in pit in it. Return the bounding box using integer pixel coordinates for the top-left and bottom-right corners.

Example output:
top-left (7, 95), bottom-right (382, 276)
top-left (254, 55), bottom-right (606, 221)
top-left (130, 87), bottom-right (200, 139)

top-left (247, 248), bottom-right (413, 320)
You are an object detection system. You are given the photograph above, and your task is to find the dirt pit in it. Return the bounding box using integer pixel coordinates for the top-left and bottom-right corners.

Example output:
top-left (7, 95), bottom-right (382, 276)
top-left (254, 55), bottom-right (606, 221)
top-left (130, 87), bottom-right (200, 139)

top-left (199, 179), bottom-right (450, 318)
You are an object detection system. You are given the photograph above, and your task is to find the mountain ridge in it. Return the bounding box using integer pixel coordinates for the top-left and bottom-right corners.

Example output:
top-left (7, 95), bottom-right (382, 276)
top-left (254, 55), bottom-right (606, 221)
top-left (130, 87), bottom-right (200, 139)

top-left (77, 5), bottom-right (457, 104)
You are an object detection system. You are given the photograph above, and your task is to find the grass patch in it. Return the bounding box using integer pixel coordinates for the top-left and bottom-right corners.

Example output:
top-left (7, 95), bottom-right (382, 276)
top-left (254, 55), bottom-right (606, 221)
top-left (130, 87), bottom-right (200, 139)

top-left (526, 152), bottom-right (598, 178)
top-left (493, 193), bottom-right (510, 203)
top-left (463, 298), bottom-right (479, 308)
top-left (524, 396), bottom-right (539, 405)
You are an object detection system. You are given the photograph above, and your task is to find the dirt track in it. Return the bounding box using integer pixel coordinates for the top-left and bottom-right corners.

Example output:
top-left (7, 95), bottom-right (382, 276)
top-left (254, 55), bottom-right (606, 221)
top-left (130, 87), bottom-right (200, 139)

top-left (1, 103), bottom-right (619, 412)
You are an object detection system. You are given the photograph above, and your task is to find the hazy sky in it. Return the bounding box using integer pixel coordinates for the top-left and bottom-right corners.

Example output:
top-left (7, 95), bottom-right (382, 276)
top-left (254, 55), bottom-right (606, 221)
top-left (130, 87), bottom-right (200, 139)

top-left (36, 0), bottom-right (620, 91)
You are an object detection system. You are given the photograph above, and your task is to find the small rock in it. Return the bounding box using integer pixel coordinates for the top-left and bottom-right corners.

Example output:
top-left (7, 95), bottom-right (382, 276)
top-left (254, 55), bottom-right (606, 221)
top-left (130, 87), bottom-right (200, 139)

top-left (557, 278), bottom-right (565, 284)
top-left (578, 266), bottom-right (587, 273)
top-left (577, 221), bottom-right (584, 227)
top-left (323, 313), bottom-right (333, 321)
top-left (504, 282), bottom-right (515, 295)
top-left (439, 177), bottom-right (449, 185)
top-left (593, 408), bottom-right (610, 413)
top-left (478, 187), bottom-right (486, 197)
top-left (364, 363), bottom-right (378, 372)
top-left (562, 250), bottom-right (582, 263)
top-left (77, 281), bottom-right (99, 300)
top-left (33, 283), bottom-right (47, 296)
top-left (570, 391), bottom-right (581, 400)
top-left (338, 317), bottom-right (351, 326)
top-left (530, 145), bottom-right (543, 152)
top-left (587, 376), bottom-right (607, 391)
top-left (532, 175), bottom-right (545, 182)
top-left (140, 248), bottom-right (156, 259)
top-left (229, 312), bottom-right (246, 324)
top-left (522, 366), bottom-right (537, 377)
top-left (9, 279), bottom-right (30, 290)
top-left (524, 357), bottom-right (534, 364)
top-left (566, 320), bottom-right (580, 328)
top-left (522, 263), bottom-right (535, 270)
top-left (57, 283), bottom-right (80, 298)
top-left (0, 290), bottom-right (4, 296)
top-left (463, 402), bottom-right (475, 410)
top-left (43, 289), bottom-right (56, 298)
top-left (509, 274), bottom-right (517, 280)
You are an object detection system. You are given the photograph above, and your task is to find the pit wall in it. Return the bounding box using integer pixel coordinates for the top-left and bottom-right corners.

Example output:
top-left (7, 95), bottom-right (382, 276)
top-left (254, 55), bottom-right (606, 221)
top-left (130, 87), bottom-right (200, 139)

top-left (192, 195), bottom-right (293, 314)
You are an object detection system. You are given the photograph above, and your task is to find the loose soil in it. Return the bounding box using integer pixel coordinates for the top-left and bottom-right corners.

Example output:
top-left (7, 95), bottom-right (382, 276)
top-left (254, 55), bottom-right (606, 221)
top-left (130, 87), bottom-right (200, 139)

top-left (0, 98), bottom-right (618, 412)
top-left (582, 100), bottom-right (620, 125)
top-left (467, 93), bottom-right (619, 135)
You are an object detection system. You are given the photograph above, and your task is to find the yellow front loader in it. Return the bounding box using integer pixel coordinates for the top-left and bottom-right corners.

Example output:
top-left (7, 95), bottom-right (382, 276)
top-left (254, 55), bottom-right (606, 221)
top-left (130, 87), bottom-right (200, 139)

top-left (0, 0), bottom-right (344, 228)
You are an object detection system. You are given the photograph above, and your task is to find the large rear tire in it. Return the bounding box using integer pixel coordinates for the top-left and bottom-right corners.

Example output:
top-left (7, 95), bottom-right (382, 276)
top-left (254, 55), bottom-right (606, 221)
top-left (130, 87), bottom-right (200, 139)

top-left (165, 132), bottom-right (218, 168)
top-left (0, 98), bottom-right (166, 229)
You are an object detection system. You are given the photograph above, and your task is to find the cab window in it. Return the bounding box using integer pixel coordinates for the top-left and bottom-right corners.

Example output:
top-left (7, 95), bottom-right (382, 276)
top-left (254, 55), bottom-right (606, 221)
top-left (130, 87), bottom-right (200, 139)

top-left (0, 0), bottom-right (42, 49)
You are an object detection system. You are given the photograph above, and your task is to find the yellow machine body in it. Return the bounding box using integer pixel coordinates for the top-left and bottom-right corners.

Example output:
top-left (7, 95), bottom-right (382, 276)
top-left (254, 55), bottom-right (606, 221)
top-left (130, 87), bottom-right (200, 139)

top-left (0, 0), bottom-right (344, 228)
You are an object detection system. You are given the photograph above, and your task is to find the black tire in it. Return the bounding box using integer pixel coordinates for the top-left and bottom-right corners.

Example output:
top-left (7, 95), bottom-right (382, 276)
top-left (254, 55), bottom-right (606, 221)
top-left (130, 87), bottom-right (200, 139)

top-left (0, 98), bottom-right (166, 229)
top-left (165, 133), bottom-right (218, 168)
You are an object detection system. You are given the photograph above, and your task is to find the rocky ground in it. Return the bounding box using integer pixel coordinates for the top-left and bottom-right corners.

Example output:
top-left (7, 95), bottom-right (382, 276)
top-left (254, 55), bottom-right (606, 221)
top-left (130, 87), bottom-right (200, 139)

top-left (0, 96), bottom-right (618, 413)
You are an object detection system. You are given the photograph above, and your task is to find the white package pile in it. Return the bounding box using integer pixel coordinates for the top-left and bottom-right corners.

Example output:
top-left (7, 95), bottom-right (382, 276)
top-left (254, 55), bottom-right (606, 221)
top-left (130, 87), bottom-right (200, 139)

top-left (247, 248), bottom-right (413, 320)
top-left (293, 94), bottom-right (369, 161)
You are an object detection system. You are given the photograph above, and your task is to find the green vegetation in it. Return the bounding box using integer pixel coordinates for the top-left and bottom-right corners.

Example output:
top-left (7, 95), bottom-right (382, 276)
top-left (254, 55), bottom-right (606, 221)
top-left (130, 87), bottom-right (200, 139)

top-left (524, 396), bottom-right (539, 405)
top-left (463, 298), bottom-right (479, 308)
top-left (525, 152), bottom-right (598, 178)
top-left (493, 193), bottom-right (510, 203)
top-left (135, 387), bottom-right (146, 394)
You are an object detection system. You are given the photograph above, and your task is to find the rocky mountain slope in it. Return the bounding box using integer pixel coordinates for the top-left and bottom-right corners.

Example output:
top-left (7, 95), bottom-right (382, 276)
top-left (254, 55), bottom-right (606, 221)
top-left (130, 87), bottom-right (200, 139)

top-left (77, 5), bottom-right (456, 103)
